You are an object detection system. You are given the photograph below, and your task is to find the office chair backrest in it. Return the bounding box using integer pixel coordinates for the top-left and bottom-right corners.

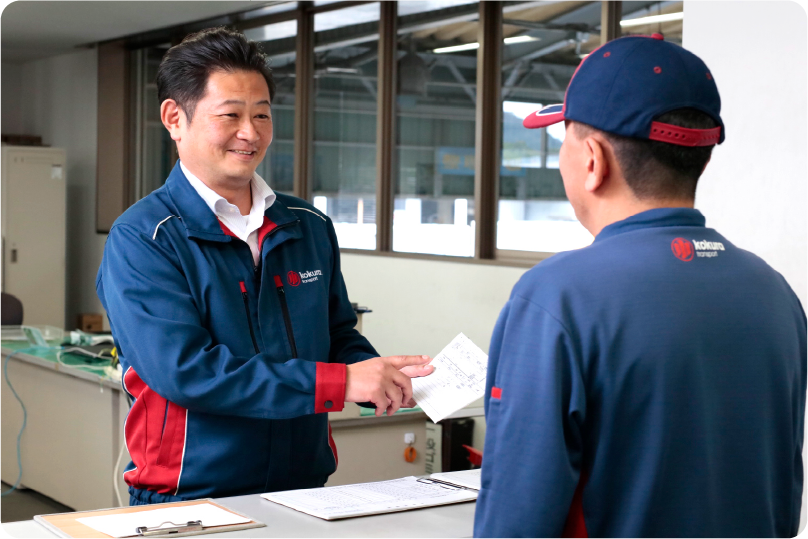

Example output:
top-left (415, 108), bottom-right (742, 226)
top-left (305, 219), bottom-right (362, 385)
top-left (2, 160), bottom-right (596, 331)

top-left (1, 293), bottom-right (23, 325)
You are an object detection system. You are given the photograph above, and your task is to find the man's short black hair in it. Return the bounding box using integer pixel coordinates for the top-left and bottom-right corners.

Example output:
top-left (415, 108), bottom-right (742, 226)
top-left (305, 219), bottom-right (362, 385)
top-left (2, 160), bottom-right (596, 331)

top-left (156, 27), bottom-right (275, 123)
top-left (575, 109), bottom-right (718, 201)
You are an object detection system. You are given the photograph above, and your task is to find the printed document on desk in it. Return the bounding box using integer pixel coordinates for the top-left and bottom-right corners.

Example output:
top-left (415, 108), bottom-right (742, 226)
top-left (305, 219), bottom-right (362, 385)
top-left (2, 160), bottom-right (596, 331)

top-left (412, 333), bottom-right (488, 423)
top-left (261, 476), bottom-right (477, 520)
top-left (430, 469), bottom-right (481, 490)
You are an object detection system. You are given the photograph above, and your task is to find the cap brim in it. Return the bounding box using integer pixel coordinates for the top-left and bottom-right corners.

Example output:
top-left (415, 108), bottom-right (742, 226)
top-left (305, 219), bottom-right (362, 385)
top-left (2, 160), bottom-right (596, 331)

top-left (523, 103), bottom-right (565, 129)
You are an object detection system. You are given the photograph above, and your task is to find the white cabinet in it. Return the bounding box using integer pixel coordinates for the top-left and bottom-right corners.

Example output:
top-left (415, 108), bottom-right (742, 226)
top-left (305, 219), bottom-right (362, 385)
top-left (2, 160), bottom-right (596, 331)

top-left (1, 146), bottom-right (67, 328)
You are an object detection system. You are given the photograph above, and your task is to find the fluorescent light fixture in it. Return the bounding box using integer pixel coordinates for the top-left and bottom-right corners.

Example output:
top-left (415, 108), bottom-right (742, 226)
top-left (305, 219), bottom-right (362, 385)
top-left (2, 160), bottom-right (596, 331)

top-left (433, 42), bottom-right (480, 54)
top-left (620, 11), bottom-right (683, 27)
top-left (504, 35), bottom-right (539, 44)
top-left (326, 67), bottom-right (359, 74)
top-left (434, 35), bottom-right (539, 53)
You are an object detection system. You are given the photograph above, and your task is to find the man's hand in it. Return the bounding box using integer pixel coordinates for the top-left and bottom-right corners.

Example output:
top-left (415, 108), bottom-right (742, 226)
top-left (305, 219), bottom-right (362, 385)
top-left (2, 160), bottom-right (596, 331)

top-left (400, 362), bottom-right (434, 408)
top-left (346, 355), bottom-right (432, 416)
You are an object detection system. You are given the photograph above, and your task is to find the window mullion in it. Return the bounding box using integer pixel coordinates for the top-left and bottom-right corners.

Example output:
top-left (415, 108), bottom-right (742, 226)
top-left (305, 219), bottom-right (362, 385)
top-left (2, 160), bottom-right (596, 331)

top-left (474, 1), bottom-right (502, 260)
top-left (375, 1), bottom-right (397, 252)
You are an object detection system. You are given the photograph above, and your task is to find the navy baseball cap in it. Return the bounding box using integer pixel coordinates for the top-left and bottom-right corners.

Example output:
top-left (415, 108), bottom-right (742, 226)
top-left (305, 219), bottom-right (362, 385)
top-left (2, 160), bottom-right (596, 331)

top-left (524, 34), bottom-right (724, 146)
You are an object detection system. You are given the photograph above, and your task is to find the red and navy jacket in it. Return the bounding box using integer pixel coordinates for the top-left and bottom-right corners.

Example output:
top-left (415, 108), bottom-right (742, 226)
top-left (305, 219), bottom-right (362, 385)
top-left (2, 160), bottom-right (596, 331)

top-left (474, 208), bottom-right (806, 537)
top-left (96, 163), bottom-right (377, 504)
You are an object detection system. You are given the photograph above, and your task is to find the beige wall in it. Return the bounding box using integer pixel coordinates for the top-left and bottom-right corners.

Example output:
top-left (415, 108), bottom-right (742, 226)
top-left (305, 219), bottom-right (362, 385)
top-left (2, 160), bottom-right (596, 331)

top-left (341, 254), bottom-right (528, 359)
top-left (2, 50), bottom-right (107, 329)
top-left (684, 1), bottom-right (808, 530)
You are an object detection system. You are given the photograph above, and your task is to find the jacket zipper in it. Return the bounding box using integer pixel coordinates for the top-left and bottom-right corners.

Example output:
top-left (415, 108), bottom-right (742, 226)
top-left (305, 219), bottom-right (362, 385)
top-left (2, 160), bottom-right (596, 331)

top-left (239, 281), bottom-right (260, 354)
top-left (235, 221), bottom-right (298, 357)
top-left (273, 275), bottom-right (298, 358)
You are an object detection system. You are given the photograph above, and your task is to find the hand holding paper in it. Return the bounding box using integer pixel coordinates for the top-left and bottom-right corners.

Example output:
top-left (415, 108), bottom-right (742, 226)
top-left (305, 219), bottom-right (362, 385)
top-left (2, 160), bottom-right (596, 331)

top-left (411, 333), bottom-right (488, 423)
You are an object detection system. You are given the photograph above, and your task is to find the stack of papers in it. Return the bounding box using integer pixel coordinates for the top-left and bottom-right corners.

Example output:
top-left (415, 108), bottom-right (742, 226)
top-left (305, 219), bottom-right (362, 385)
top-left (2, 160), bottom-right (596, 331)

top-left (412, 333), bottom-right (489, 423)
top-left (429, 469), bottom-right (482, 491)
top-left (262, 476), bottom-right (477, 520)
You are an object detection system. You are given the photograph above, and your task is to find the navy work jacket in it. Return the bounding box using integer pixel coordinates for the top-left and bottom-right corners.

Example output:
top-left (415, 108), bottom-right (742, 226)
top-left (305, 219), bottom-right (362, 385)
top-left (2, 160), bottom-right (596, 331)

top-left (97, 163), bottom-right (377, 503)
top-left (475, 209), bottom-right (806, 537)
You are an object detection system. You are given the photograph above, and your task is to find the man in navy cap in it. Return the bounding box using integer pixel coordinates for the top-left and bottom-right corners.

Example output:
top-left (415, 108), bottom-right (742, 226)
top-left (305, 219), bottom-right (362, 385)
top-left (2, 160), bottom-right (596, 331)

top-left (474, 34), bottom-right (806, 537)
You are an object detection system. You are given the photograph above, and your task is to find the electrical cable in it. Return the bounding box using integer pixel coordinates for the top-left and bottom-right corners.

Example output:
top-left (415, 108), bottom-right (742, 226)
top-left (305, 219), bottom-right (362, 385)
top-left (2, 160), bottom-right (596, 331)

top-left (113, 429), bottom-right (127, 507)
top-left (56, 346), bottom-right (114, 366)
top-left (2, 346), bottom-right (55, 496)
top-left (2, 344), bottom-right (118, 497)
top-left (113, 393), bottom-right (133, 507)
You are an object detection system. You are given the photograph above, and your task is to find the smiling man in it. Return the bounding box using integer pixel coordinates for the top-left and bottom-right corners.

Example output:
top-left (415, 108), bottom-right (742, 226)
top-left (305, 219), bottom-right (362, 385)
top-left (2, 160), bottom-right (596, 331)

top-left (97, 28), bottom-right (432, 505)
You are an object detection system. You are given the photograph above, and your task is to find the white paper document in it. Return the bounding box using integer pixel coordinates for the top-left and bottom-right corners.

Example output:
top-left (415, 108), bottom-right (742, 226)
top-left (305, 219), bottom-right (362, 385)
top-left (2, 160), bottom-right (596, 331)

top-left (261, 476), bottom-right (477, 520)
top-left (76, 503), bottom-right (250, 538)
top-left (412, 333), bottom-right (488, 423)
top-left (431, 468), bottom-right (482, 490)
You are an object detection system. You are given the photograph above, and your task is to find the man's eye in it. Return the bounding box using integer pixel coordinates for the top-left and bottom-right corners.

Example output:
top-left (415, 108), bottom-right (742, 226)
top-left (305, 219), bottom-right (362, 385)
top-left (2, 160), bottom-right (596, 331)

top-left (224, 113), bottom-right (238, 118)
top-left (256, 114), bottom-right (270, 119)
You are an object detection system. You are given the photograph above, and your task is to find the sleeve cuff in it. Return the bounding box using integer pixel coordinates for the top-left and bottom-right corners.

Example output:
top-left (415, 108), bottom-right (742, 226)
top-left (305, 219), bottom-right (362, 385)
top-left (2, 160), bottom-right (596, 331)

top-left (315, 362), bottom-right (346, 413)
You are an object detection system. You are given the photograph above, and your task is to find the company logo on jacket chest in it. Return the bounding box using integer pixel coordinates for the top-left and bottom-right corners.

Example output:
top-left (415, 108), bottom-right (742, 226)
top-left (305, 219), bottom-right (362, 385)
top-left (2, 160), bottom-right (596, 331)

top-left (287, 269), bottom-right (322, 286)
top-left (671, 238), bottom-right (725, 262)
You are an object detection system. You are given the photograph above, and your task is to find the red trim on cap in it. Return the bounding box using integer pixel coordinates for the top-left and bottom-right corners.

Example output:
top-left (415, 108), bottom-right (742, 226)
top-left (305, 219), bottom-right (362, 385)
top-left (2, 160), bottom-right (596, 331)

top-left (523, 110), bottom-right (565, 130)
top-left (491, 387), bottom-right (502, 400)
top-left (649, 122), bottom-right (722, 147)
top-left (315, 362), bottom-right (346, 414)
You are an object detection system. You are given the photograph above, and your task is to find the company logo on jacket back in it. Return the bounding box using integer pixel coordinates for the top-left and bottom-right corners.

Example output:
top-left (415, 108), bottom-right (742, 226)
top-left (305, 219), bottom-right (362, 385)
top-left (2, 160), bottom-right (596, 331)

top-left (288, 269), bottom-right (323, 286)
top-left (671, 238), bottom-right (725, 262)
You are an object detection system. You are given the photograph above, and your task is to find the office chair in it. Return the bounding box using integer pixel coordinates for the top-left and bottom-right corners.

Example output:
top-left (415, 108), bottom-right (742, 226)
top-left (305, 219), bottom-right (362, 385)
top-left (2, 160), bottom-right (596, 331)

top-left (1, 292), bottom-right (23, 325)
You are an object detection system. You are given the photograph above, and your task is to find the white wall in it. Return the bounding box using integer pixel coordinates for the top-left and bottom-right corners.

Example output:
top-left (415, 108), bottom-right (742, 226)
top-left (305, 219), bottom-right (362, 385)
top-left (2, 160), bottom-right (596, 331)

top-left (684, 2), bottom-right (808, 532)
top-left (341, 254), bottom-right (527, 358)
top-left (1, 62), bottom-right (24, 134)
top-left (3, 50), bottom-right (107, 328)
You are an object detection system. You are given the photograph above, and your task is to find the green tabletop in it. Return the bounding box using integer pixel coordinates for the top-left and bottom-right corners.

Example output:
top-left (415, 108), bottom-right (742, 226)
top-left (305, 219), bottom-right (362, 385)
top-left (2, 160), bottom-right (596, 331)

top-left (1, 340), bottom-right (113, 378)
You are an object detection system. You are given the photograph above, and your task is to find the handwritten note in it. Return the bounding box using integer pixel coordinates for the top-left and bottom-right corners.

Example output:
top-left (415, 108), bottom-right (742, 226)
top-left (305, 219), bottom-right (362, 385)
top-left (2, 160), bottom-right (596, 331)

top-left (412, 333), bottom-right (488, 423)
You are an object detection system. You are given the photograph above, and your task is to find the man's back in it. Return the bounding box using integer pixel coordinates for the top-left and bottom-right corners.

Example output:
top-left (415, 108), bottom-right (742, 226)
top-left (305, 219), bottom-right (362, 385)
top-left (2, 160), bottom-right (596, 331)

top-left (475, 208), bottom-right (806, 537)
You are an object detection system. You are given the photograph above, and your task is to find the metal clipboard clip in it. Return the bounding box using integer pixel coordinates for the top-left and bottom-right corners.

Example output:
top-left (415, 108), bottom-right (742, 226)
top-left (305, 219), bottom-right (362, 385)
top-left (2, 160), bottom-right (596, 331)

top-left (416, 477), bottom-right (474, 491)
top-left (136, 520), bottom-right (203, 536)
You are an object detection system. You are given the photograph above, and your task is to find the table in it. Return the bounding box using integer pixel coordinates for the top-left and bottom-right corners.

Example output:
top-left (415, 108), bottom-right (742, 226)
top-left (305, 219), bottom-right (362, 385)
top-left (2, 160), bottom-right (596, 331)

top-left (1, 343), bottom-right (130, 511)
top-left (1, 493), bottom-right (476, 537)
top-left (1, 340), bottom-right (484, 511)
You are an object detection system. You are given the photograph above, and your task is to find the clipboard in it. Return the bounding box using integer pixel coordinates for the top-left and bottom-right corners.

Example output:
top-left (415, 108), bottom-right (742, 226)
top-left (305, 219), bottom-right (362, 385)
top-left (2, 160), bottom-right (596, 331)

top-left (34, 498), bottom-right (266, 538)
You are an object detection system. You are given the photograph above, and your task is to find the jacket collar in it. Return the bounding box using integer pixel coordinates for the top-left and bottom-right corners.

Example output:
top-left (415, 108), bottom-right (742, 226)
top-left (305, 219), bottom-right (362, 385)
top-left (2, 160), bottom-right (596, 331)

top-left (164, 162), bottom-right (300, 243)
top-left (594, 207), bottom-right (706, 244)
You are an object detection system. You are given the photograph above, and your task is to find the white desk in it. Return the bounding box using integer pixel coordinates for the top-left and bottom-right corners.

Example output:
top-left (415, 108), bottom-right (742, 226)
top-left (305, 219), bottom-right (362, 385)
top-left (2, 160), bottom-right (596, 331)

top-left (2, 493), bottom-right (476, 538)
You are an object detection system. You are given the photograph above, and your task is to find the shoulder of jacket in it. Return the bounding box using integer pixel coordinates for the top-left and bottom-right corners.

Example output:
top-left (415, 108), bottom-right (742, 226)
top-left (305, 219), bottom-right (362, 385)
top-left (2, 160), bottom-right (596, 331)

top-left (276, 193), bottom-right (329, 223)
top-left (110, 187), bottom-right (181, 241)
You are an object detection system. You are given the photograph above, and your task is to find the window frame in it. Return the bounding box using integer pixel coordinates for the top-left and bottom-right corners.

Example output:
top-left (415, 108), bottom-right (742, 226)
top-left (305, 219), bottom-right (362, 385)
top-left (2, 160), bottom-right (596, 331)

top-left (127, 0), bottom-right (620, 267)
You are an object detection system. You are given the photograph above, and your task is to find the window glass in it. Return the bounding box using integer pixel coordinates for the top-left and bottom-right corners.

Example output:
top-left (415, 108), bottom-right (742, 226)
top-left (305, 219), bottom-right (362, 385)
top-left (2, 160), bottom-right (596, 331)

top-left (496, 1), bottom-right (598, 253)
top-left (394, 1), bottom-right (480, 257)
top-left (312, 4), bottom-right (380, 250)
top-left (251, 20), bottom-right (298, 195)
top-left (136, 46), bottom-right (174, 198)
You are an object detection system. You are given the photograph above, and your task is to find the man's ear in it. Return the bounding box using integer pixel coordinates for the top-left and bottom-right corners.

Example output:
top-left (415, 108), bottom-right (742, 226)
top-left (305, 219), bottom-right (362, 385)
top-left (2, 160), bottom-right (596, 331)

top-left (583, 136), bottom-right (608, 193)
top-left (161, 99), bottom-right (184, 142)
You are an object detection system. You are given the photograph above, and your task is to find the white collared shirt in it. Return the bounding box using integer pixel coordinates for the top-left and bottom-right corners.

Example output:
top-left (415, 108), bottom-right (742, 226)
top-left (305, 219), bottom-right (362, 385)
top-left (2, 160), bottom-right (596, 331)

top-left (180, 161), bottom-right (276, 265)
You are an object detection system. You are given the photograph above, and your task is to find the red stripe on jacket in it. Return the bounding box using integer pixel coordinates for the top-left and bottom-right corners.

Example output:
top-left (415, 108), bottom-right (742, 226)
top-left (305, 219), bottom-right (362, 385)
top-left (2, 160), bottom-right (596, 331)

top-left (218, 217), bottom-right (278, 247)
top-left (122, 367), bottom-right (187, 495)
top-left (562, 473), bottom-right (589, 537)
